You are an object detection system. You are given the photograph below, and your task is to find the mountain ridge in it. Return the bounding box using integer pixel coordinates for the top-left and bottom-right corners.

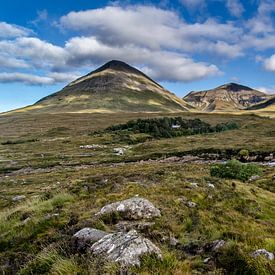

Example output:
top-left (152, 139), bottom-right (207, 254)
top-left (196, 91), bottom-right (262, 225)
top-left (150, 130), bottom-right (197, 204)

top-left (184, 83), bottom-right (270, 112)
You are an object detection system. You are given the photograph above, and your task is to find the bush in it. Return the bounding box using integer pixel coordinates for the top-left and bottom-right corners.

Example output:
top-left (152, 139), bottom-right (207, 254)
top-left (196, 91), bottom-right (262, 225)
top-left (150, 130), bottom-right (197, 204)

top-left (103, 117), bottom-right (239, 139)
top-left (210, 160), bottom-right (261, 181)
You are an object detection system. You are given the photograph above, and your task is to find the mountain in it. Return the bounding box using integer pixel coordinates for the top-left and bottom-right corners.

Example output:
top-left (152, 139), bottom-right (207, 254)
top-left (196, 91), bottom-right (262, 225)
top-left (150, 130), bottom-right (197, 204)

top-left (183, 83), bottom-right (269, 112)
top-left (246, 95), bottom-right (275, 111)
top-left (17, 60), bottom-right (191, 114)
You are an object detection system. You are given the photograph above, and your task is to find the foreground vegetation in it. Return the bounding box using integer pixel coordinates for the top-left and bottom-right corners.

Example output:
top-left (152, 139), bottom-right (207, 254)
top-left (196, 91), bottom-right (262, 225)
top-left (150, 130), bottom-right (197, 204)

top-left (0, 112), bottom-right (274, 274)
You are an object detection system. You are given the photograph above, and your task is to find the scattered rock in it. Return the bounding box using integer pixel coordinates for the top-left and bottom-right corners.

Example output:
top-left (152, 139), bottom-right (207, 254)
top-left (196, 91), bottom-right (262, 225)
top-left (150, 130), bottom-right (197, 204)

top-left (90, 230), bottom-right (162, 267)
top-left (73, 228), bottom-right (109, 251)
top-left (22, 217), bottom-right (31, 224)
top-left (114, 147), bottom-right (126, 156)
top-left (248, 175), bottom-right (261, 182)
top-left (45, 213), bottom-right (59, 220)
top-left (115, 221), bottom-right (155, 232)
top-left (208, 183), bottom-right (215, 188)
top-left (251, 249), bottom-right (274, 260)
top-left (96, 197), bottom-right (161, 220)
top-left (12, 195), bottom-right (26, 202)
top-left (186, 201), bottom-right (197, 208)
top-left (190, 182), bottom-right (199, 188)
top-left (206, 240), bottom-right (226, 252)
top-left (203, 257), bottom-right (212, 264)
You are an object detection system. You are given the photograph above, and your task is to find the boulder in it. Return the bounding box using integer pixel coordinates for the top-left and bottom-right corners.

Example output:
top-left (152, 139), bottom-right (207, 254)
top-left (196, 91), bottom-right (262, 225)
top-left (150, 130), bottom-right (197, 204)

top-left (251, 249), bottom-right (274, 260)
top-left (186, 201), bottom-right (197, 208)
top-left (12, 195), bottom-right (26, 202)
top-left (90, 230), bottom-right (162, 267)
top-left (204, 240), bottom-right (226, 252)
top-left (73, 228), bottom-right (109, 251)
top-left (248, 175), bottom-right (261, 182)
top-left (95, 197), bottom-right (161, 220)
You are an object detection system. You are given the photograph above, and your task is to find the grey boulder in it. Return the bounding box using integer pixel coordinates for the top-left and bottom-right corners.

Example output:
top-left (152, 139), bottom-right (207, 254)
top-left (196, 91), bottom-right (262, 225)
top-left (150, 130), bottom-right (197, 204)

top-left (251, 249), bottom-right (274, 260)
top-left (96, 197), bottom-right (161, 220)
top-left (90, 230), bottom-right (162, 267)
top-left (73, 228), bottom-right (109, 251)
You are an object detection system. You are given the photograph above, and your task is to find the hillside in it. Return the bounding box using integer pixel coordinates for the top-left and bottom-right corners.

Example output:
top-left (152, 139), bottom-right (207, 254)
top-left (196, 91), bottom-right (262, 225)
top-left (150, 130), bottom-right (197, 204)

top-left (247, 95), bottom-right (275, 111)
top-left (11, 60), bottom-right (191, 114)
top-left (184, 83), bottom-right (269, 112)
top-left (0, 112), bottom-right (274, 274)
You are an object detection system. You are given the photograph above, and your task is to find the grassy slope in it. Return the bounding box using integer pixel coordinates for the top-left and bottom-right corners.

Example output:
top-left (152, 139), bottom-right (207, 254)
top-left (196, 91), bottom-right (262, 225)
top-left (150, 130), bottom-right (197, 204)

top-left (0, 112), bottom-right (274, 274)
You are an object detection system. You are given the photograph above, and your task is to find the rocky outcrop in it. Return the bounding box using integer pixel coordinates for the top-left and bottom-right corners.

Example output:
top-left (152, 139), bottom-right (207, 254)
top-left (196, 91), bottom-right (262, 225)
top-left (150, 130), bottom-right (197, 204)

top-left (95, 197), bottom-right (161, 220)
top-left (251, 249), bottom-right (274, 260)
top-left (90, 230), bottom-right (162, 267)
top-left (73, 228), bottom-right (109, 251)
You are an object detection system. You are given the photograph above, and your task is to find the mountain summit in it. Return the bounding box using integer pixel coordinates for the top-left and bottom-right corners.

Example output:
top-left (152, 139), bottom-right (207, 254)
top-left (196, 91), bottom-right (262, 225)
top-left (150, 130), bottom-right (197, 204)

top-left (183, 83), bottom-right (269, 112)
top-left (27, 60), bottom-right (190, 113)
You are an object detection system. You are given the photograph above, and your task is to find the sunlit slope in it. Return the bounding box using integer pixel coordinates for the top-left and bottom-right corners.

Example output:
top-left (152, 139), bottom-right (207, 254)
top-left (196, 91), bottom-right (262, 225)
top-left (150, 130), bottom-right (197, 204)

top-left (10, 60), bottom-right (192, 114)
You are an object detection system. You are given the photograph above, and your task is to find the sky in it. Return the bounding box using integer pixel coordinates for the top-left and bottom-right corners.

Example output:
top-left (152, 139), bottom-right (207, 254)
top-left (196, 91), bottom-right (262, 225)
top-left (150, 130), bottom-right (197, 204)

top-left (0, 0), bottom-right (275, 112)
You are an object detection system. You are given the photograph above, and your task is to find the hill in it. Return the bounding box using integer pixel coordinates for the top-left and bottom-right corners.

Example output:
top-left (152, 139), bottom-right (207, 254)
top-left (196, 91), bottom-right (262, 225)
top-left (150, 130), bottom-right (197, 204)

top-left (12, 60), bottom-right (191, 114)
top-left (183, 83), bottom-right (270, 112)
top-left (246, 95), bottom-right (275, 111)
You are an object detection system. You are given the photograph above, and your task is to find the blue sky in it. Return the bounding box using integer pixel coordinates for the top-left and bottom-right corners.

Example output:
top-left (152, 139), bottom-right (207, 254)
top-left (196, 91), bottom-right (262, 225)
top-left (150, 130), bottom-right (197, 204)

top-left (0, 0), bottom-right (275, 112)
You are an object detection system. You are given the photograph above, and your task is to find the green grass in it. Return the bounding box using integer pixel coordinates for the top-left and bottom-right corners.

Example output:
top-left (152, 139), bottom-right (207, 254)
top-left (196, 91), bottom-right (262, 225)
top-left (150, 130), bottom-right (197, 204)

top-left (0, 112), bottom-right (274, 274)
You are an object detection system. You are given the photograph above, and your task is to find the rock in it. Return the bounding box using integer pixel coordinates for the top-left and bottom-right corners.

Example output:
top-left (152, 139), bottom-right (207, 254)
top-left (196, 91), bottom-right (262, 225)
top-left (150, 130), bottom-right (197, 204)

top-left (12, 195), bottom-right (26, 202)
top-left (208, 183), bottom-right (215, 188)
top-left (248, 175), bottom-right (261, 182)
top-left (203, 257), bottom-right (212, 264)
top-left (190, 182), bottom-right (199, 188)
top-left (251, 249), bottom-right (274, 260)
top-left (45, 213), bottom-right (59, 220)
top-left (186, 201), bottom-right (197, 208)
top-left (207, 240), bottom-right (226, 252)
top-left (73, 228), bottom-right (109, 251)
top-left (115, 221), bottom-right (155, 232)
top-left (90, 230), bottom-right (162, 267)
top-left (96, 197), bottom-right (161, 220)
top-left (114, 147), bottom-right (126, 156)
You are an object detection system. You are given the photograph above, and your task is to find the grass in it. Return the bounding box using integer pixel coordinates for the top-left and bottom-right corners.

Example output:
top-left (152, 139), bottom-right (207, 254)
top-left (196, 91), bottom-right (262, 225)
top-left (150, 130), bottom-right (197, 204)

top-left (0, 112), bottom-right (274, 274)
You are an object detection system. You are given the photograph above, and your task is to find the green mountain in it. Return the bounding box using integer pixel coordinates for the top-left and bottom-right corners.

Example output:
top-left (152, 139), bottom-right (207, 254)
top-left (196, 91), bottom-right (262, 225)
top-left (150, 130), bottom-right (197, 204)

top-left (16, 60), bottom-right (191, 114)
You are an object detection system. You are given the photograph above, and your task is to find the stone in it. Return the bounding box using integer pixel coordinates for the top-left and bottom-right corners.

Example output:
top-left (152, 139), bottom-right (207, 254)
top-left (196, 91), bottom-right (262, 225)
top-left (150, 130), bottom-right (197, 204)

top-left (90, 230), bottom-right (162, 267)
top-left (208, 183), bottom-right (215, 188)
top-left (203, 257), bottom-right (212, 264)
top-left (114, 148), bottom-right (126, 156)
top-left (73, 228), bottom-right (109, 251)
top-left (208, 240), bottom-right (226, 252)
top-left (12, 195), bottom-right (26, 202)
top-left (248, 175), bottom-right (260, 182)
top-left (95, 197), bottom-right (161, 220)
top-left (251, 249), bottom-right (274, 260)
top-left (186, 201), bottom-right (197, 208)
top-left (114, 221), bottom-right (155, 232)
top-left (80, 144), bottom-right (106, 149)
top-left (190, 182), bottom-right (199, 188)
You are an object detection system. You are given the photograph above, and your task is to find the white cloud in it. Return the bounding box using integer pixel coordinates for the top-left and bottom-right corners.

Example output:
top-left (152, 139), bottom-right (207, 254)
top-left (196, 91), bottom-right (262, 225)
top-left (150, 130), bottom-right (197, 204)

top-left (64, 36), bottom-right (220, 82)
top-left (264, 55), bottom-right (275, 72)
top-left (179, 0), bottom-right (205, 11)
top-left (60, 6), bottom-right (242, 52)
top-left (256, 86), bottom-right (275, 94)
top-left (226, 0), bottom-right (244, 17)
top-left (0, 72), bottom-right (53, 85)
top-left (0, 55), bottom-right (30, 69)
top-left (0, 22), bottom-right (32, 38)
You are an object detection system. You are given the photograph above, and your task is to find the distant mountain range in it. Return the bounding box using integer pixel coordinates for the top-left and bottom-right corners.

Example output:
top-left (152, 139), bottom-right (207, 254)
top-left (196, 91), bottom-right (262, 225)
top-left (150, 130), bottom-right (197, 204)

top-left (4, 60), bottom-right (275, 115)
top-left (183, 83), bottom-right (271, 112)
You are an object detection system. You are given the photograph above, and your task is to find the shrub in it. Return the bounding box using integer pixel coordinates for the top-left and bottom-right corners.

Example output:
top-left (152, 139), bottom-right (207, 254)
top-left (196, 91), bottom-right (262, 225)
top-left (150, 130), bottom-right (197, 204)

top-left (210, 160), bottom-right (261, 181)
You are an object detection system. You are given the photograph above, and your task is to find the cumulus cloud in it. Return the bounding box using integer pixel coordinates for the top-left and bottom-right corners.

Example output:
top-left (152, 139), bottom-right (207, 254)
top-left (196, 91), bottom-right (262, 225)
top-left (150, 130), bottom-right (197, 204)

top-left (264, 55), bottom-right (275, 72)
top-left (64, 36), bottom-right (220, 82)
top-left (60, 6), bottom-right (242, 52)
top-left (0, 71), bottom-right (81, 85)
top-left (0, 22), bottom-right (32, 38)
top-left (226, 0), bottom-right (244, 17)
top-left (256, 86), bottom-right (275, 94)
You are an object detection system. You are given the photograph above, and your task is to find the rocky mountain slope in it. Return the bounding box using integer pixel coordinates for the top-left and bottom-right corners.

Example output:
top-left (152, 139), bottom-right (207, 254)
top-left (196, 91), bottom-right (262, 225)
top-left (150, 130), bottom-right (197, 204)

top-left (17, 60), bottom-right (191, 114)
top-left (246, 95), bottom-right (275, 111)
top-left (183, 83), bottom-right (269, 112)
